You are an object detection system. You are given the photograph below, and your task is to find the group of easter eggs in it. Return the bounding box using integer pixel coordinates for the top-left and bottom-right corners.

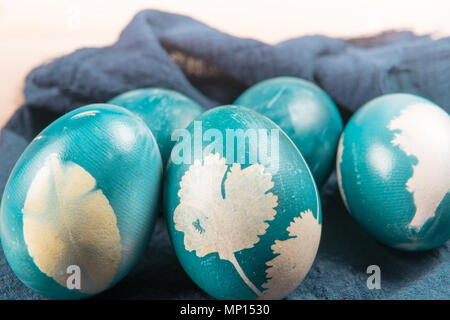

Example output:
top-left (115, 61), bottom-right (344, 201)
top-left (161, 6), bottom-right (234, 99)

top-left (0, 76), bottom-right (448, 300)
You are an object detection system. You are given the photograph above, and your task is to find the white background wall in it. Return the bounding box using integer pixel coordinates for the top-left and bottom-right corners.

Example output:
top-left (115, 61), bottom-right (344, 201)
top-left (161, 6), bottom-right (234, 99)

top-left (1, 0), bottom-right (449, 127)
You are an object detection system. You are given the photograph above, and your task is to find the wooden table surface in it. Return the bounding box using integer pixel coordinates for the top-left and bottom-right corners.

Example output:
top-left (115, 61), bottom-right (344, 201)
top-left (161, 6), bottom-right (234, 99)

top-left (1, 0), bottom-right (449, 130)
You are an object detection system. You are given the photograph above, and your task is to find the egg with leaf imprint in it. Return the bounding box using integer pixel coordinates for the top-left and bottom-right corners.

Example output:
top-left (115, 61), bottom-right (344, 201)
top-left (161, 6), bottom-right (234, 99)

top-left (164, 105), bottom-right (321, 300)
top-left (337, 93), bottom-right (450, 251)
top-left (0, 104), bottom-right (162, 299)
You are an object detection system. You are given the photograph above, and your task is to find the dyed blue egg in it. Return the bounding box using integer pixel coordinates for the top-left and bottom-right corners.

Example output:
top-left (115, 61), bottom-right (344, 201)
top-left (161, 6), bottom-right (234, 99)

top-left (108, 88), bottom-right (204, 164)
top-left (235, 77), bottom-right (343, 187)
top-left (0, 104), bottom-right (163, 299)
top-left (164, 105), bottom-right (321, 299)
top-left (337, 94), bottom-right (450, 251)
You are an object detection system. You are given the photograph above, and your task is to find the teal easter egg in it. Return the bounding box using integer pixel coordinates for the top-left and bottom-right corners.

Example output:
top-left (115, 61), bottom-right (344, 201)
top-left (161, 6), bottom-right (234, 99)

top-left (108, 88), bottom-right (204, 164)
top-left (234, 77), bottom-right (343, 187)
top-left (164, 105), bottom-right (321, 299)
top-left (337, 94), bottom-right (450, 251)
top-left (0, 104), bottom-right (163, 299)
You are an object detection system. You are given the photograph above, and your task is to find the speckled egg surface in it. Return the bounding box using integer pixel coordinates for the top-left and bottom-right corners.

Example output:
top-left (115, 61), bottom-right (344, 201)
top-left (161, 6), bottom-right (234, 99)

top-left (235, 77), bottom-right (343, 187)
top-left (337, 94), bottom-right (450, 251)
top-left (0, 104), bottom-right (163, 299)
top-left (108, 88), bottom-right (204, 164)
top-left (164, 105), bottom-right (321, 300)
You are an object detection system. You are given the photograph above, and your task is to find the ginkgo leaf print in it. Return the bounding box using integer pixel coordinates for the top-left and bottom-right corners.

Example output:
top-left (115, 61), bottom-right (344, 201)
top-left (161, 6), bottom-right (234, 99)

top-left (259, 209), bottom-right (321, 300)
top-left (22, 154), bottom-right (121, 294)
top-left (174, 153), bottom-right (278, 296)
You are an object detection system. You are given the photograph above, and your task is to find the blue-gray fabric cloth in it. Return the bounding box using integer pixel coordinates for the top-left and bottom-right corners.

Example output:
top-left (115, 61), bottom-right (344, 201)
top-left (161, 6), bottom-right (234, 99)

top-left (0, 10), bottom-right (448, 300)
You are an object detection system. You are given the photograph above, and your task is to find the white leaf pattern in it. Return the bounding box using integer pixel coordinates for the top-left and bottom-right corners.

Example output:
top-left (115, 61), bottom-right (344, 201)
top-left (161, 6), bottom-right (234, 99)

top-left (387, 103), bottom-right (450, 230)
top-left (22, 154), bottom-right (121, 294)
top-left (259, 209), bottom-right (321, 300)
top-left (174, 153), bottom-right (278, 296)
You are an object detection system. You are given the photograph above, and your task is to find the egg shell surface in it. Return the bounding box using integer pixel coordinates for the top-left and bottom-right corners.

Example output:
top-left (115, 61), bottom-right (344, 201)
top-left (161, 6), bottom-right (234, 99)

top-left (0, 104), bottom-right (163, 299)
top-left (235, 77), bottom-right (343, 187)
top-left (164, 105), bottom-right (321, 300)
top-left (108, 88), bottom-right (204, 164)
top-left (336, 93), bottom-right (450, 251)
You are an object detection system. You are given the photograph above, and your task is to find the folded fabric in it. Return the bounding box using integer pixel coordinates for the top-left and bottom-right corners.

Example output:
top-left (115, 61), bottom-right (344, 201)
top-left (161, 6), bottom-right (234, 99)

top-left (0, 9), bottom-right (448, 300)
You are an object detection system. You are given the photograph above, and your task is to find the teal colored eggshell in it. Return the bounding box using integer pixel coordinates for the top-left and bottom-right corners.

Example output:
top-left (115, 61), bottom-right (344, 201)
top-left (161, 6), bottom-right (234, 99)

top-left (0, 104), bottom-right (163, 299)
top-left (164, 105), bottom-right (322, 300)
top-left (108, 88), bottom-right (204, 164)
top-left (337, 93), bottom-right (450, 251)
top-left (234, 76), bottom-right (343, 187)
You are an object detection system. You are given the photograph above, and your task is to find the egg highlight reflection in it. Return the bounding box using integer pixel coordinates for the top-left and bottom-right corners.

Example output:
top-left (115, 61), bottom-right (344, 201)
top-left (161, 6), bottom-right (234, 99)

top-left (108, 88), bottom-right (204, 164)
top-left (235, 77), bottom-right (343, 187)
top-left (164, 105), bottom-right (321, 300)
top-left (0, 104), bottom-right (163, 299)
top-left (337, 94), bottom-right (450, 251)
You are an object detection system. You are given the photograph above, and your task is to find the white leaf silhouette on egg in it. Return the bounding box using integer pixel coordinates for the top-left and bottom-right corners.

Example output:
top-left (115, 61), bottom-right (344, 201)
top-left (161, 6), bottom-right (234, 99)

top-left (174, 153), bottom-right (278, 296)
top-left (388, 103), bottom-right (450, 230)
top-left (259, 209), bottom-right (321, 300)
top-left (22, 155), bottom-right (121, 294)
